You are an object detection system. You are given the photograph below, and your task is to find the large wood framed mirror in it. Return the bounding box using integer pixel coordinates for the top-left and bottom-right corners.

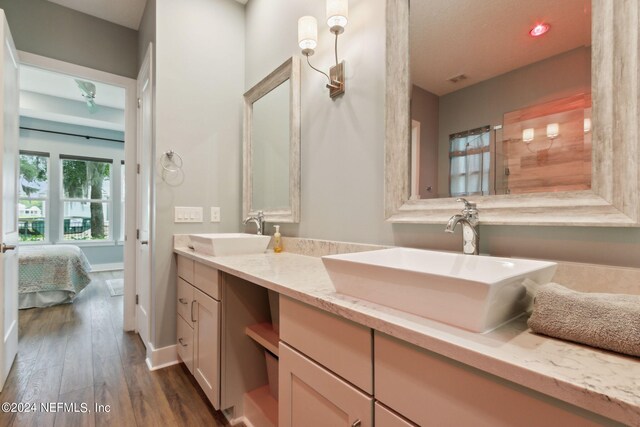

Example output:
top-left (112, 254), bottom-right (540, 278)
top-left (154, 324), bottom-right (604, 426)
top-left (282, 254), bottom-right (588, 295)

top-left (243, 57), bottom-right (301, 223)
top-left (385, 0), bottom-right (640, 226)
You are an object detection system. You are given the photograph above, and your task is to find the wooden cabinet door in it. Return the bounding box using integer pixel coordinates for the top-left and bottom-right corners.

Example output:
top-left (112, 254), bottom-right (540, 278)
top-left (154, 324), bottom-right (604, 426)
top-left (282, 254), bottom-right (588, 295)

top-left (193, 288), bottom-right (221, 409)
top-left (279, 343), bottom-right (372, 427)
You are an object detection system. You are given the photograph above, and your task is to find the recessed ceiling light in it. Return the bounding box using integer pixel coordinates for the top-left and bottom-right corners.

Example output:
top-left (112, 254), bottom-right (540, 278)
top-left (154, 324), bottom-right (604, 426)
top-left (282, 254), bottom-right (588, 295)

top-left (529, 23), bottom-right (550, 37)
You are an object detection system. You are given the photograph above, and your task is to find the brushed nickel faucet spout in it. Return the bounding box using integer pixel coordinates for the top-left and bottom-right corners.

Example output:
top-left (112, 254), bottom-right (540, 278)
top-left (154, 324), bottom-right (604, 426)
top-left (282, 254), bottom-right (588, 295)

top-left (445, 198), bottom-right (479, 255)
top-left (243, 211), bottom-right (265, 235)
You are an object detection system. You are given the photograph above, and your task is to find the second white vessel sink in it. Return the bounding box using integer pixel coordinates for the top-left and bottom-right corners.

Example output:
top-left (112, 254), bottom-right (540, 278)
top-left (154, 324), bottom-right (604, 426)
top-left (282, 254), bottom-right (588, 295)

top-left (190, 233), bottom-right (271, 256)
top-left (322, 248), bottom-right (557, 333)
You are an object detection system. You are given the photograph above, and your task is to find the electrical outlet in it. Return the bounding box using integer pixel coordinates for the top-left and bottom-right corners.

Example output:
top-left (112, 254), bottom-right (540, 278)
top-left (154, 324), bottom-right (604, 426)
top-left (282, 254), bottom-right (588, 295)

top-left (174, 207), bottom-right (203, 223)
top-left (211, 207), bottom-right (221, 223)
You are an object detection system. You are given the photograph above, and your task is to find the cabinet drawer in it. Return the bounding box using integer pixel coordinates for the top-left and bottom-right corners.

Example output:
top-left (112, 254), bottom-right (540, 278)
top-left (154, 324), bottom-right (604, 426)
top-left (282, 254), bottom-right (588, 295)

top-left (375, 332), bottom-right (612, 427)
top-left (177, 255), bottom-right (194, 284)
top-left (194, 262), bottom-right (220, 300)
top-left (280, 296), bottom-right (372, 394)
top-left (177, 314), bottom-right (194, 374)
top-left (279, 343), bottom-right (373, 427)
top-left (375, 403), bottom-right (417, 427)
top-left (177, 277), bottom-right (194, 326)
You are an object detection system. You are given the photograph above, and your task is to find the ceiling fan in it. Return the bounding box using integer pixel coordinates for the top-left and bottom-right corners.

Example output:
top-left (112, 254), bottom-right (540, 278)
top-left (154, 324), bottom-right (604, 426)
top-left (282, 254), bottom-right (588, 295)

top-left (75, 79), bottom-right (98, 113)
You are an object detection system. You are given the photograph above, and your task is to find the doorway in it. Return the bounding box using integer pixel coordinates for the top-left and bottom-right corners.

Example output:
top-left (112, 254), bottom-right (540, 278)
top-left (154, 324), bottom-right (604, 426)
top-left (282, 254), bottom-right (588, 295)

top-left (16, 51), bottom-right (138, 334)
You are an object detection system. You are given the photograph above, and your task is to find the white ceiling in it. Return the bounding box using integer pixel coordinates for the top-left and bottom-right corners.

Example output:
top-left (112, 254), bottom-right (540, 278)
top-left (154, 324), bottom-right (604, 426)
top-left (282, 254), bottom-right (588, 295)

top-left (20, 65), bottom-right (125, 131)
top-left (411, 0), bottom-right (591, 96)
top-left (47, 0), bottom-right (148, 30)
top-left (20, 65), bottom-right (125, 109)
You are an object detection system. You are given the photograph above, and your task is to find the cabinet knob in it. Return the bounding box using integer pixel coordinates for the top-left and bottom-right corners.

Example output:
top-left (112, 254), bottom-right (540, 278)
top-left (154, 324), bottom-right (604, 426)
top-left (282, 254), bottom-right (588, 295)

top-left (351, 420), bottom-right (361, 427)
top-left (178, 298), bottom-right (188, 305)
top-left (178, 338), bottom-right (188, 347)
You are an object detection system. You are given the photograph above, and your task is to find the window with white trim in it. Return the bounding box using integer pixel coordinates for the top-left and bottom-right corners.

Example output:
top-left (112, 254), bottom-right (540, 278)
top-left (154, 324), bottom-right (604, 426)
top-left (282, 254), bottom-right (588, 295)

top-left (19, 151), bottom-right (49, 242)
top-left (60, 155), bottom-right (112, 241)
top-left (449, 126), bottom-right (491, 197)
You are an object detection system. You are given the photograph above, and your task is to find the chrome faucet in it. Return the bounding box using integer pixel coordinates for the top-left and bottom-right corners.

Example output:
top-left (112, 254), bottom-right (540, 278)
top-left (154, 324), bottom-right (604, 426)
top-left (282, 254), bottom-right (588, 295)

top-left (445, 198), bottom-right (479, 255)
top-left (243, 211), bottom-right (265, 235)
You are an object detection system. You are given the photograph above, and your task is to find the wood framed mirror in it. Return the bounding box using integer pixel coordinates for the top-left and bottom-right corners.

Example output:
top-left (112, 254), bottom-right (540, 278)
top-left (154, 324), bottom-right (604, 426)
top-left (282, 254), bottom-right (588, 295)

top-left (243, 57), bottom-right (301, 223)
top-left (385, 0), bottom-right (640, 226)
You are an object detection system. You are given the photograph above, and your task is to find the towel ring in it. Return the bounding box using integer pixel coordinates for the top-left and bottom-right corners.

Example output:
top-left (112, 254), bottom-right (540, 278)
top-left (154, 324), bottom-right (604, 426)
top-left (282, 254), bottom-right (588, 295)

top-left (161, 150), bottom-right (183, 172)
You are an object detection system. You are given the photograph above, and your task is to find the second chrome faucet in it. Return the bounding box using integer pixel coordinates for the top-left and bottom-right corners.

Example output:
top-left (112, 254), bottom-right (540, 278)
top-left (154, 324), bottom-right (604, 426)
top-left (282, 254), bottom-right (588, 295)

top-left (445, 198), bottom-right (479, 255)
top-left (243, 211), bottom-right (265, 235)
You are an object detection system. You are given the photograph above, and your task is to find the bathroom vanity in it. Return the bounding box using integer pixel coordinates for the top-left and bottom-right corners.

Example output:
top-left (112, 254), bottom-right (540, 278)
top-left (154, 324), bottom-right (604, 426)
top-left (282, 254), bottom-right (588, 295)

top-left (174, 238), bottom-right (638, 427)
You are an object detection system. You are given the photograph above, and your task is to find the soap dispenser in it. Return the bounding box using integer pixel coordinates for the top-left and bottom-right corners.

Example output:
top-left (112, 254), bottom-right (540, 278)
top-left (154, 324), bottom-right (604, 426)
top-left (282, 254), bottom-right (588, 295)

top-left (273, 225), bottom-right (283, 253)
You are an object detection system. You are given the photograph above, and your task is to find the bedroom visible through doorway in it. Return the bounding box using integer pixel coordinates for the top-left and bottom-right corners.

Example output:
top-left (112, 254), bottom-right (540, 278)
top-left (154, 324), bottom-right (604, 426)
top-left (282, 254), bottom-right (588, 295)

top-left (16, 63), bottom-right (127, 337)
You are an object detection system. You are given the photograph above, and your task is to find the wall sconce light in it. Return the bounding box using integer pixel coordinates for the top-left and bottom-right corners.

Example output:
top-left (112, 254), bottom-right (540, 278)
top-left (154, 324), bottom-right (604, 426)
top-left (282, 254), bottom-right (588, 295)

top-left (584, 118), bottom-right (592, 133)
top-left (546, 123), bottom-right (559, 139)
top-left (298, 0), bottom-right (347, 99)
top-left (522, 128), bottom-right (535, 143)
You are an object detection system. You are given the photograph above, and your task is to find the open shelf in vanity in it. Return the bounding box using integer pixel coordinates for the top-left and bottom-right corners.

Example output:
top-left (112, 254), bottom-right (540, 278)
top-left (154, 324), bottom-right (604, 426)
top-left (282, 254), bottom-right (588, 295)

top-left (243, 322), bottom-right (279, 427)
top-left (245, 322), bottom-right (279, 356)
top-left (218, 268), bottom-right (280, 427)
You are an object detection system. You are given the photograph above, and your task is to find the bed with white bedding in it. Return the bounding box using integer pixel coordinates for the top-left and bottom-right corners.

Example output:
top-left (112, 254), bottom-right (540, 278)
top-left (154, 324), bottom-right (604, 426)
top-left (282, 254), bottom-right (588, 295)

top-left (18, 245), bottom-right (92, 309)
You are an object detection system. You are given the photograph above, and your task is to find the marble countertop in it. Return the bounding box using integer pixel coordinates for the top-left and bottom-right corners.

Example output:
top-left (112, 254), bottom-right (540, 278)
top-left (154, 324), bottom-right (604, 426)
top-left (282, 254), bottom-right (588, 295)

top-left (174, 245), bottom-right (640, 426)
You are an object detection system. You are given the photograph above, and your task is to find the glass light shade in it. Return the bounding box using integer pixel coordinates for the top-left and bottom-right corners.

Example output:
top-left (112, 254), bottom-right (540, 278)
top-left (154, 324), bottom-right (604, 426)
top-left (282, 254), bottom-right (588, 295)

top-left (584, 118), bottom-right (592, 133)
top-left (298, 16), bottom-right (318, 51)
top-left (546, 123), bottom-right (559, 138)
top-left (327, 0), bottom-right (348, 30)
top-left (522, 128), bottom-right (535, 143)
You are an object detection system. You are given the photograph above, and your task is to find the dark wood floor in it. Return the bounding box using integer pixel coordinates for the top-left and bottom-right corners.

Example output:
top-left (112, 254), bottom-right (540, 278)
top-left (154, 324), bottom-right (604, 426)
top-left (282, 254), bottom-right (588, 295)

top-left (0, 271), bottom-right (228, 427)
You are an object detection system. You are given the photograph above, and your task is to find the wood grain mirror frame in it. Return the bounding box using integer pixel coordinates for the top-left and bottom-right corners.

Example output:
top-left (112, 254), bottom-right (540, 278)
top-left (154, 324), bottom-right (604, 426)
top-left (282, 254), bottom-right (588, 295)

top-left (243, 57), bottom-right (301, 223)
top-left (385, 0), bottom-right (640, 226)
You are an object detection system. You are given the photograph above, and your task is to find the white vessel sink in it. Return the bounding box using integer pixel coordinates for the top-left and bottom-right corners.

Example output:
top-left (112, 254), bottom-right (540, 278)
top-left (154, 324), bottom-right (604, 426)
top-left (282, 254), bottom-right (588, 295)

top-left (189, 233), bottom-right (271, 256)
top-left (322, 248), bottom-right (557, 333)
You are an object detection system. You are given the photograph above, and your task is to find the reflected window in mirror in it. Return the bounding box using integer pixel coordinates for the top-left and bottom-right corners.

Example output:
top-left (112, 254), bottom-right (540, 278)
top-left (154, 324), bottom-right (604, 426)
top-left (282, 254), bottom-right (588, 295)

top-left (449, 126), bottom-right (490, 198)
top-left (410, 0), bottom-right (591, 199)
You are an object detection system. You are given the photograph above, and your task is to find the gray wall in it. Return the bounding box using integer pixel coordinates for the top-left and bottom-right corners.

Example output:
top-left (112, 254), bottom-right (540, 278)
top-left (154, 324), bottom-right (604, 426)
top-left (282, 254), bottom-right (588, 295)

top-left (436, 47), bottom-right (591, 197)
top-left (19, 117), bottom-right (125, 267)
top-left (244, 1), bottom-right (640, 271)
top-left (246, 0), bottom-right (389, 244)
top-left (0, 0), bottom-right (138, 78)
top-left (138, 0), bottom-right (156, 70)
top-left (411, 85), bottom-right (439, 199)
top-left (152, 0), bottom-right (245, 347)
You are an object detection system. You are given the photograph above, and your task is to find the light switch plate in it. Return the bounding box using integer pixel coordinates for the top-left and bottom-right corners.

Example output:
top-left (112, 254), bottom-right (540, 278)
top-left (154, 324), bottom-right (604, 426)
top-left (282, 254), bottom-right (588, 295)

top-left (211, 207), bottom-right (221, 223)
top-left (174, 207), bottom-right (203, 223)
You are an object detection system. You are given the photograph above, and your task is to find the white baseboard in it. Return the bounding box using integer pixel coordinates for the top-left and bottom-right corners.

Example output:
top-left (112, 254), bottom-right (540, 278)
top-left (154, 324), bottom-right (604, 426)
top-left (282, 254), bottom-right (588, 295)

top-left (222, 408), bottom-right (253, 427)
top-left (91, 262), bottom-right (124, 272)
top-left (144, 343), bottom-right (179, 371)
top-left (229, 415), bottom-right (253, 427)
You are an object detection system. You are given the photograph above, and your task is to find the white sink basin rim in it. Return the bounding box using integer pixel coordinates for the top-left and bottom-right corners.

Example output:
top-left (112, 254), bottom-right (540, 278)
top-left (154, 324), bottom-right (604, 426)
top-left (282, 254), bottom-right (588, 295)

top-left (189, 233), bottom-right (271, 256)
top-left (322, 248), bottom-right (557, 333)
